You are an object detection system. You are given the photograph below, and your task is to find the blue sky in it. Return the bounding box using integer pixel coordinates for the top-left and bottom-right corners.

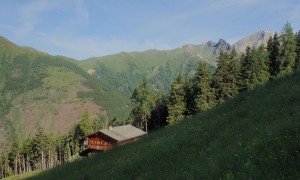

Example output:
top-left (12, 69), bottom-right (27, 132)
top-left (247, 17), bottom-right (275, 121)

top-left (0, 0), bottom-right (300, 60)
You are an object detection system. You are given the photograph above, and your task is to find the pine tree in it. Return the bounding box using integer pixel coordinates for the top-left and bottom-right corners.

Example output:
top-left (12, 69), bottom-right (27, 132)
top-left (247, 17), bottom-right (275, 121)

top-left (32, 123), bottom-right (49, 170)
top-left (78, 109), bottom-right (93, 136)
top-left (148, 94), bottom-right (168, 129)
top-left (240, 46), bottom-right (255, 90)
top-left (295, 30), bottom-right (300, 69)
top-left (130, 79), bottom-right (155, 132)
top-left (192, 61), bottom-right (216, 112)
top-left (256, 45), bottom-right (270, 84)
top-left (228, 47), bottom-right (240, 93)
top-left (279, 22), bottom-right (296, 74)
top-left (239, 45), bottom-right (269, 91)
top-left (267, 33), bottom-right (280, 78)
top-left (183, 73), bottom-right (195, 115)
top-left (167, 74), bottom-right (186, 125)
top-left (8, 137), bottom-right (21, 175)
top-left (213, 50), bottom-right (238, 103)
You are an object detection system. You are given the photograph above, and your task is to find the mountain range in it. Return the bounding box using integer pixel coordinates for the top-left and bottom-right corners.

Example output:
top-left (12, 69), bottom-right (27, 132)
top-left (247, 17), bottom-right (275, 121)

top-left (0, 30), bottom-right (274, 146)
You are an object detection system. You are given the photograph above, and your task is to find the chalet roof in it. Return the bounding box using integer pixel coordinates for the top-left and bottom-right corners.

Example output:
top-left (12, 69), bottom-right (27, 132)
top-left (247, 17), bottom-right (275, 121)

top-left (99, 124), bottom-right (146, 142)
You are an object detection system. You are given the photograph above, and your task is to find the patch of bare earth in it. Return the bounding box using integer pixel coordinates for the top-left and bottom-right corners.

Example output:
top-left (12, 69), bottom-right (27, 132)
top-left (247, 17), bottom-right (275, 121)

top-left (6, 80), bottom-right (105, 136)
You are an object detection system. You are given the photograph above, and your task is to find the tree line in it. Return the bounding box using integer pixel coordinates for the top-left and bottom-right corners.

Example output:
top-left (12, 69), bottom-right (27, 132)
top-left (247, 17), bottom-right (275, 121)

top-left (0, 110), bottom-right (108, 178)
top-left (129, 22), bottom-right (300, 131)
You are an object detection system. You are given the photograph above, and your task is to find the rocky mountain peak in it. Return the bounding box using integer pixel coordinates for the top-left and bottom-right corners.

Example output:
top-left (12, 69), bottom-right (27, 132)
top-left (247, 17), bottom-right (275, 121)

top-left (233, 30), bottom-right (274, 52)
top-left (207, 41), bottom-right (217, 47)
top-left (214, 39), bottom-right (231, 52)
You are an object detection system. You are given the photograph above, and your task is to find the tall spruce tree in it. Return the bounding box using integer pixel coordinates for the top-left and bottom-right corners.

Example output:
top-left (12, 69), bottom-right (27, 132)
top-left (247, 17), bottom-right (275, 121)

top-left (77, 110), bottom-right (93, 136)
top-left (192, 61), bottom-right (216, 112)
top-left (256, 45), bottom-right (270, 84)
top-left (130, 79), bottom-right (155, 132)
top-left (279, 22), bottom-right (296, 74)
top-left (240, 46), bottom-right (270, 91)
top-left (295, 30), bottom-right (300, 69)
top-left (267, 33), bottom-right (280, 78)
top-left (240, 46), bottom-right (255, 90)
top-left (183, 73), bottom-right (194, 115)
top-left (228, 47), bottom-right (240, 93)
top-left (213, 50), bottom-right (238, 103)
top-left (167, 74), bottom-right (186, 125)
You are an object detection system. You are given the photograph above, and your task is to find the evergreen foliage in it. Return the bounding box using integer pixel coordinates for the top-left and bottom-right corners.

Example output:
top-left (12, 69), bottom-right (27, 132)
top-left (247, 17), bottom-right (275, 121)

top-left (130, 79), bottom-right (155, 132)
top-left (183, 73), bottom-right (195, 115)
top-left (213, 50), bottom-right (239, 103)
top-left (267, 33), bottom-right (281, 78)
top-left (167, 74), bottom-right (186, 125)
top-left (192, 61), bottom-right (216, 112)
top-left (279, 22), bottom-right (297, 74)
top-left (294, 30), bottom-right (300, 69)
top-left (240, 46), bottom-right (269, 91)
top-left (77, 110), bottom-right (94, 137)
top-left (256, 45), bottom-right (271, 83)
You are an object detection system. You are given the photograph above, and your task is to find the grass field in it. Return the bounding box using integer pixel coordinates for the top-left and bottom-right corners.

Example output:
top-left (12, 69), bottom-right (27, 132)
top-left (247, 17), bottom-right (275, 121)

top-left (25, 71), bottom-right (300, 179)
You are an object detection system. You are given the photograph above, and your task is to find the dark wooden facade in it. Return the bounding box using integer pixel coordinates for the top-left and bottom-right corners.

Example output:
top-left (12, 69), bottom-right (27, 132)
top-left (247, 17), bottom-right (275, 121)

top-left (80, 124), bottom-right (146, 156)
top-left (84, 131), bottom-right (114, 151)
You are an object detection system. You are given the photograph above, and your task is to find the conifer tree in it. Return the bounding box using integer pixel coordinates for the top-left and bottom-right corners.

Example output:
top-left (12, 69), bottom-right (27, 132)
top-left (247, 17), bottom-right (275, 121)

top-left (8, 137), bottom-right (21, 175)
top-left (32, 123), bottom-right (49, 170)
top-left (256, 45), bottom-right (270, 84)
top-left (240, 46), bottom-right (255, 90)
top-left (213, 50), bottom-right (238, 103)
top-left (167, 74), bottom-right (186, 125)
top-left (279, 22), bottom-right (296, 74)
top-left (130, 79), bottom-right (155, 132)
top-left (192, 61), bottom-right (215, 112)
top-left (77, 109), bottom-right (93, 136)
top-left (294, 30), bottom-right (300, 69)
top-left (267, 33), bottom-right (280, 78)
top-left (183, 73), bottom-right (195, 115)
top-left (239, 45), bottom-right (269, 90)
top-left (228, 47), bottom-right (240, 93)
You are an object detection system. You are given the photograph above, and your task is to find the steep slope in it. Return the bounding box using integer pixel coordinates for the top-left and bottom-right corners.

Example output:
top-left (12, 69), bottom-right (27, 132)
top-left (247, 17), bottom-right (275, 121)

top-left (0, 37), bottom-right (129, 143)
top-left (77, 39), bottom-right (228, 95)
top-left (28, 71), bottom-right (300, 179)
top-left (233, 30), bottom-right (274, 52)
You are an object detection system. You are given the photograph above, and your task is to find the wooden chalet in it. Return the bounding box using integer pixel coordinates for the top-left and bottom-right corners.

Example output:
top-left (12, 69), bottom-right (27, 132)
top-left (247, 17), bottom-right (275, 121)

top-left (80, 124), bottom-right (146, 156)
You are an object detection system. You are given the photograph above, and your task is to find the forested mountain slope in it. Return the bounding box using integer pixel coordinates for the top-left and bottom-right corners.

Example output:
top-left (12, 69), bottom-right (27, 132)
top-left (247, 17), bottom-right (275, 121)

top-left (28, 70), bottom-right (300, 179)
top-left (0, 36), bottom-right (129, 148)
top-left (77, 40), bottom-right (228, 95)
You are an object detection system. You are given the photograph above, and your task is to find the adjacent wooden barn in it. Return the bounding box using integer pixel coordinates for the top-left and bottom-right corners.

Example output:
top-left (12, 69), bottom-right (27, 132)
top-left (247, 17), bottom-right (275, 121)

top-left (80, 124), bottom-right (146, 156)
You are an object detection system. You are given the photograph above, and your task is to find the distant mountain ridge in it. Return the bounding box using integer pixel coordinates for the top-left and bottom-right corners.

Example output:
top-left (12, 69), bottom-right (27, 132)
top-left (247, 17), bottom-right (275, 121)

top-left (78, 30), bottom-right (273, 95)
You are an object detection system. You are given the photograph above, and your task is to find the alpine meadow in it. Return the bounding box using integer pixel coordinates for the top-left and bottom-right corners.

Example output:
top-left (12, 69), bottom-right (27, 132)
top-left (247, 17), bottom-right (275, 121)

top-left (0, 1), bottom-right (300, 179)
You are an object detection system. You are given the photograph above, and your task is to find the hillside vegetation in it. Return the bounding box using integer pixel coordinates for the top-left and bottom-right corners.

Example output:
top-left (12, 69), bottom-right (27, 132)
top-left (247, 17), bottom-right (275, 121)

top-left (77, 43), bottom-right (222, 95)
top-left (0, 37), bottom-right (129, 143)
top-left (27, 71), bottom-right (300, 179)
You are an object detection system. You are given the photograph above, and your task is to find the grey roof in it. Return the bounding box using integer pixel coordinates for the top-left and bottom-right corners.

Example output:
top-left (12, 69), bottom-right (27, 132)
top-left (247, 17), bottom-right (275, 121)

top-left (100, 124), bottom-right (146, 142)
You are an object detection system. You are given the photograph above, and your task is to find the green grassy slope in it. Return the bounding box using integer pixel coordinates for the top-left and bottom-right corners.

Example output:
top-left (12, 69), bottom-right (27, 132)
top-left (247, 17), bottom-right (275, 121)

top-left (28, 72), bottom-right (300, 179)
top-left (77, 45), bottom-right (219, 95)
